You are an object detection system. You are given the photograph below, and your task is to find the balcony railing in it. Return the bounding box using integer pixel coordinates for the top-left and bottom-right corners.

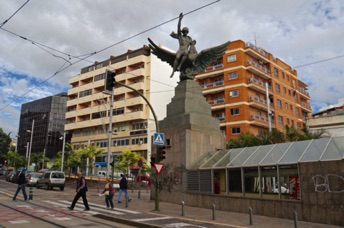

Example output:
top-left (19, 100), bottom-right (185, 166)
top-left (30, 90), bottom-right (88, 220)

top-left (245, 42), bottom-right (269, 58)
top-left (208, 98), bottom-right (225, 105)
top-left (205, 63), bottom-right (224, 72)
top-left (246, 61), bottom-right (271, 74)
top-left (247, 78), bottom-right (272, 90)
top-left (202, 80), bottom-right (224, 89)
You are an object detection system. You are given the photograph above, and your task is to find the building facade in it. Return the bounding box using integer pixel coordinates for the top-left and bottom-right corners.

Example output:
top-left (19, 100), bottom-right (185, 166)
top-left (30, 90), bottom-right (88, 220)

top-left (65, 45), bottom-right (177, 165)
top-left (17, 93), bottom-right (68, 160)
top-left (195, 40), bottom-right (312, 141)
top-left (307, 98), bottom-right (344, 136)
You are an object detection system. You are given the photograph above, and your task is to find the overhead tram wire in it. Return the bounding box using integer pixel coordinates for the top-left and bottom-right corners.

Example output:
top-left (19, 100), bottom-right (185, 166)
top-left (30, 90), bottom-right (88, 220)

top-left (0, 0), bottom-right (30, 29)
top-left (0, 1), bottom-right (220, 111)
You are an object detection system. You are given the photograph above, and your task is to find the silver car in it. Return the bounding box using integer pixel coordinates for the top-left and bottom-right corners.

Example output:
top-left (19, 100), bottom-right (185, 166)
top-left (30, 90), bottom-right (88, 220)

top-left (26, 172), bottom-right (42, 186)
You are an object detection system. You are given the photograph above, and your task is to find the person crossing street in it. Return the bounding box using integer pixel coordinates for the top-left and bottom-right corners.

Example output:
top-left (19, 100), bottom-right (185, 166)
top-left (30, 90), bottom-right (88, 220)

top-left (12, 168), bottom-right (28, 202)
top-left (117, 174), bottom-right (131, 203)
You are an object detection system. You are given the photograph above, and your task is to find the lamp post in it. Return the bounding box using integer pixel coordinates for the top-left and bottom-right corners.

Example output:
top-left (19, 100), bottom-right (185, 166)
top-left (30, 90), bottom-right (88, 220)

top-left (60, 132), bottom-right (66, 172)
top-left (26, 119), bottom-right (35, 169)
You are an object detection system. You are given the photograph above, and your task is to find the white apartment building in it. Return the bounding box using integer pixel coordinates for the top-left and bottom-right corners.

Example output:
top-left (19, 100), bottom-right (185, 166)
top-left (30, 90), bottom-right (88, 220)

top-left (65, 45), bottom-right (178, 165)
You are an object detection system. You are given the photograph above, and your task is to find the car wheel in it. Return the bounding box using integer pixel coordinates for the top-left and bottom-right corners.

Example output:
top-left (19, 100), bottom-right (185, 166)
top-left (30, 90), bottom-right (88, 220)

top-left (60, 187), bottom-right (64, 191)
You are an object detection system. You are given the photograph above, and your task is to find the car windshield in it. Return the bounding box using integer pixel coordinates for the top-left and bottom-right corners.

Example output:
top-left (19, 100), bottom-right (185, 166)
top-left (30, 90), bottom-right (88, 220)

top-left (31, 173), bottom-right (41, 178)
top-left (52, 173), bottom-right (64, 178)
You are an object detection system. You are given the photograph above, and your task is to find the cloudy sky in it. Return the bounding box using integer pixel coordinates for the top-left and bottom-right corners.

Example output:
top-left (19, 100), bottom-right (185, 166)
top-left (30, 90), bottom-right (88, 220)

top-left (0, 0), bottom-right (343, 136)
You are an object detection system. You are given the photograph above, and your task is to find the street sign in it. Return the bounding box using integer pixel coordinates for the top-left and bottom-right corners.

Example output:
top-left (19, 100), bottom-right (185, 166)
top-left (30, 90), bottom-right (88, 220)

top-left (154, 163), bottom-right (164, 174)
top-left (138, 159), bottom-right (143, 167)
top-left (153, 133), bottom-right (165, 145)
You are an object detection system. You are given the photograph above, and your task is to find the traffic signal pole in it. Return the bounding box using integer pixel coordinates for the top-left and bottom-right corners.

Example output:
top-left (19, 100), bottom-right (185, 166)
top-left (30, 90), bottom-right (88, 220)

top-left (114, 79), bottom-right (161, 211)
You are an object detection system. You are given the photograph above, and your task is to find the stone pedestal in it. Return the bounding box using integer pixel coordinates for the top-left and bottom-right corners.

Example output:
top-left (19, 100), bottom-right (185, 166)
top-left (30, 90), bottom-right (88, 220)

top-left (158, 80), bottom-right (225, 194)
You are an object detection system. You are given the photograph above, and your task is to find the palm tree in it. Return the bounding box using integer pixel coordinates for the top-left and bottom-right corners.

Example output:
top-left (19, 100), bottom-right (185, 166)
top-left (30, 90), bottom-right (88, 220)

top-left (284, 125), bottom-right (300, 142)
top-left (30, 152), bottom-right (49, 171)
top-left (226, 132), bottom-right (260, 149)
top-left (114, 150), bottom-right (142, 175)
top-left (79, 144), bottom-right (104, 175)
top-left (298, 125), bottom-right (325, 140)
top-left (3, 151), bottom-right (26, 169)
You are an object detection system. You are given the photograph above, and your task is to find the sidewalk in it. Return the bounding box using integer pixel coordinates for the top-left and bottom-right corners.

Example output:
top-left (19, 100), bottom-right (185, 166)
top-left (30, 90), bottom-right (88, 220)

top-left (89, 188), bottom-right (341, 228)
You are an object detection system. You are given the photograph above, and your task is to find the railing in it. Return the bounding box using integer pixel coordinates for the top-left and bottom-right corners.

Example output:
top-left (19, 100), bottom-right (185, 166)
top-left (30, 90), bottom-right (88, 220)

top-left (202, 81), bottom-right (224, 89)
top-left (299, 87), bottom-right (310, 96)
top-left (245, 42), bottom-right (269, 58)
top-left (246, 61), bottom-right (271, 74)
top-left (205, 63), bottom-right (224, 72)
top-left (247, 78), bottom-right (272, 90)
top-left (208, 98), bottom-right (225, 105)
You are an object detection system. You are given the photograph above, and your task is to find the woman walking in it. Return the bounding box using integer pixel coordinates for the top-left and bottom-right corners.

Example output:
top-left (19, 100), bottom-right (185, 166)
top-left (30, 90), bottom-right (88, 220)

top-left (101, 178), bottom-right (115, 209)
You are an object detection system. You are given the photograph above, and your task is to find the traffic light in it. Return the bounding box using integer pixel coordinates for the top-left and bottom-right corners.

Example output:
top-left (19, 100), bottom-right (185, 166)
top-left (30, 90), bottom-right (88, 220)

top-left (150, 156), bottom-right (156, 166)
top-left (157, 146), bottom-right (166, 162)
top-left (104, 70), bottom-right (116, 92)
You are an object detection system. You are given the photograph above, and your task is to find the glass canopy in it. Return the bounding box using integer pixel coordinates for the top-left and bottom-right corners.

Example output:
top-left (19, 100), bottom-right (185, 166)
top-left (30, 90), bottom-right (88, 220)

top-left (194, 136), bottom-right (344, 169)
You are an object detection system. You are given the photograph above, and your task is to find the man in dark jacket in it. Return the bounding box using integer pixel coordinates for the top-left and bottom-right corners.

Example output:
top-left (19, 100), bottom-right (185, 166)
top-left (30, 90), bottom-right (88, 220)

top-left (117, 174), bottom-right (131, 203)
top-left (68, 172), bottom-right (90, 211)
top-left (12, 168), bottom-right (28, 202)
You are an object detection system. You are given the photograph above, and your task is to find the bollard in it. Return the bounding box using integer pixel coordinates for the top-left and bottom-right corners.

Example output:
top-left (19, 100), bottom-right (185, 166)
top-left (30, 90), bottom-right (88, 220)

top-left (293, 211), bottom-right (298, 228)
top-left (249, 207), bottom-right (253, 225)
top-left (138, 190), bottom-right (141, 199)
top-left (212, 204), bottom-right (216, 220)
top-left (29, 187), bottom-right (33, 200)
top-left (125, 194), bottom-right (128, 208)
top-left (181, 201), bottom-right (185, 216)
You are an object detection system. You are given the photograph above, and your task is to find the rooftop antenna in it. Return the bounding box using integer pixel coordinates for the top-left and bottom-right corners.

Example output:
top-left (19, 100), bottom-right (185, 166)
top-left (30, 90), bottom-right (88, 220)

top-left (253, 32), bottom-right (258, 47)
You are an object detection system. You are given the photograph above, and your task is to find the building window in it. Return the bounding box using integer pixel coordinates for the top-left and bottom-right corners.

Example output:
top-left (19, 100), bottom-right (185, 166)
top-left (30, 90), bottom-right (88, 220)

top-left (282, 72), bottom-right (285, 78)
top-left (231, 127), bottom-right (240, 134)
top-left (88, 66), bottom-right (93, 72)
top-left (287, 75), bottom-right (290, 81)
top-left (96, 63), bottom-right (103, 69)
top-left (288, 89), bottom-right (291, 96)
top-left (275, 83), bottom-right (280, 92)
top-left (230, 108), bottom-right (240, 115)
top-left (274, 68), bottom-right (279, 77)
top-left (290, 105), bottom-right (293, 111)
top-left (94, 73), bottom-right (106, 81)
top-left (229, 90), bottom-right (239, 97)
top-left (292, 120), bottom-right (294, 126)
top-left (132, 137), bottom-right (147, 145)
top-left (297, 122), bottom-right (301, 128)
top-left (228, 71), bottom-right (238, 80)
top-left (285, 103), bottom-right (288, 109)
top-left (132, 122), bottom-right (147, 130)
top-left (286, 118), bottom-right (290, 125)
top-left (283, 87), bottom-right (286, 94)
top-left (295, 107), bottom-right (299, 116)
top-left (113, 107), bottom-right (124, 116)
top-left (227, 54), bottom-right (237, 62)
top-left (277, 99), bottom-right (282, 109)
top-left (79, 89), bottom-right (92, 98)
top-left (113, 138), bottom-right (130, 146)
top-left (278, 116), bottom-right (283, 125)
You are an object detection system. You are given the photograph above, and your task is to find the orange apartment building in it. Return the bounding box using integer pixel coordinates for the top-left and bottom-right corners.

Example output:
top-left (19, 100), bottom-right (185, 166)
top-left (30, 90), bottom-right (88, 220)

top-left (195, 40), bottom-right (312, 141)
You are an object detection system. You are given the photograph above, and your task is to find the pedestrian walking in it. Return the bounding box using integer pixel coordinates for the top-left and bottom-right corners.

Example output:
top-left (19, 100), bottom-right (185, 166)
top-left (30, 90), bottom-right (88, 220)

top-left (68, 172), bottom-right (90, 211)
top-left (13, 168), bottom-right (28, 202)
top-left (117, 174), bottom-right (131, 203)
top-left (101, 178), bottom-right (115, 209)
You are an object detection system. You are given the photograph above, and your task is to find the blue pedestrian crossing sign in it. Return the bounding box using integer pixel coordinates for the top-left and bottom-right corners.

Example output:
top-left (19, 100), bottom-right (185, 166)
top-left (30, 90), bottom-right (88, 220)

top-left (153, 133), bottom-right (165, 145)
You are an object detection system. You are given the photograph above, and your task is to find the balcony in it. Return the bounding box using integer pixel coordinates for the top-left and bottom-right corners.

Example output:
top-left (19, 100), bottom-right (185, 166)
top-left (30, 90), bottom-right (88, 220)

top-left (202, 80), bottom-right (224, 89)
top-left (248, 96), bottom-right (273, 111)
top-left (300, 101), bottom-right (312, 112)
top-left (247, 78), bottom-right (271, 94)
top-left (246, 61), bottom-right (271, 80)
top-left (298, 87), bottom-right (310, 98)
top-left (249, 114), bottom-right (275, 128)
top-left (245, 42), bottom-right (269, 59)
top-left (205, 63), bottom-right (224, 72)
top-left (208, 98), bottom-right (225, 105)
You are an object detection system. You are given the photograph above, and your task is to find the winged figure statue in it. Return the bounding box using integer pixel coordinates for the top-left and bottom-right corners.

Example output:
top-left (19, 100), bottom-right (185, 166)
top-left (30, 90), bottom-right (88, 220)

top-left (149, 38), bottom-right (230, 81)
top-left (148, 13), bottom-right (230, 81)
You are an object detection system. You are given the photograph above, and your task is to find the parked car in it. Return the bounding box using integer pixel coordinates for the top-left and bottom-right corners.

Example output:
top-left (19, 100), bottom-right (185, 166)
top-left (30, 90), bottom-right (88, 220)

top-left (11, 171), bottom-right (21, 183)
top-left (5, 170), bottom-right (15, 181)
top-left (36, 171), bottom-right (65, 191)
top-left (26, 172), bottom-right (42, 186)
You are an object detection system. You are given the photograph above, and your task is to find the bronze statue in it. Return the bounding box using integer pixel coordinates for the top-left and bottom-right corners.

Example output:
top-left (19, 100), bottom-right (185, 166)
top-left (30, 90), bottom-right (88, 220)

top-left (148, 13), bottom-right (230, 81)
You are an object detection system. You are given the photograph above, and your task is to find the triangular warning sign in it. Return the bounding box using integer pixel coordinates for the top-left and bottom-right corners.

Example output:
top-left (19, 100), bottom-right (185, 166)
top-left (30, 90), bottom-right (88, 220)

top-left (154, 163), bottom-right (164, 175)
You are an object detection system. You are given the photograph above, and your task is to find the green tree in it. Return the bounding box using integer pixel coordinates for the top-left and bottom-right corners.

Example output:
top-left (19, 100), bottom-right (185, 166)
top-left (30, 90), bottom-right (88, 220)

top-left (3, 151), bottom-right (26, 169)
top-left (226, 132), bottom-right (260, 149)
top-left (78, 144), bottom-right (104, 174)
top-left (298, 125), bottom-right (325, 140)
top-left (0, 128), bottom-right (11, 163)
top-left (30, 152), bottom-right (50, 171)
top-left (114, 150), bottom-right (142, 175)
top-left (284, 125), bottom-right (300, 142)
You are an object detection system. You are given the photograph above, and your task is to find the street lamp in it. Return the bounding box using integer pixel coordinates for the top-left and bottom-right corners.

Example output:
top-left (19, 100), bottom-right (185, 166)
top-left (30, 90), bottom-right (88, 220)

top-left (60, 132), bottom-right (66, 172)
top-left (26, 119), bottom-right (35, 169)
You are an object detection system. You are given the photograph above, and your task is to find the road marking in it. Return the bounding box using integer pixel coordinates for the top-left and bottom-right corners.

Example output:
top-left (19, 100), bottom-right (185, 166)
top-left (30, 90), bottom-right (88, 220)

top-left (132, 216), bottom-right (172, 222)
top-left (54, 217), bottom-right (72, 221)
top-left (9, 220), bottom-right (29, 224)
top-left (85, 201), bottom-right (140, 214)
top-left (165, 223), bottom-right (207, 228)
